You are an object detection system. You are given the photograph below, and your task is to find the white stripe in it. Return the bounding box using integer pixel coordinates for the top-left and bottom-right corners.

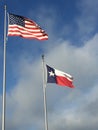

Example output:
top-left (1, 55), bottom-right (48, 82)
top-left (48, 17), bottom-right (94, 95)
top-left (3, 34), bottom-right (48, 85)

top-left (55, 69), bottom-right (73, 81)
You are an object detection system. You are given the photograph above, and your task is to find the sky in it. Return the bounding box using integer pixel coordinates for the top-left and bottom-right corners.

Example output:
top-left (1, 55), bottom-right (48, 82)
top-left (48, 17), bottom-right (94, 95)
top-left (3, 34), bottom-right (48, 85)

top-left (0, 0), bottom-right (98, 130)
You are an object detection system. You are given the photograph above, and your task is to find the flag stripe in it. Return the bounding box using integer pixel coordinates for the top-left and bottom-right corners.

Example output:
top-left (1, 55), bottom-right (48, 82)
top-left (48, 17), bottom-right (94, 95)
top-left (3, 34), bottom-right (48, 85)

top-left (56, 76), bottom-right (74, 88)
top-left (8, 13), bottom-right (48, 40)
top-left (55, 69), bottom-right (73, 81)
top-left (8, 25), bottom-right (44, 33)
top-left (8, 33), bottom-right (48, 40)
top-left (8, 27), bottom-right (47, 36)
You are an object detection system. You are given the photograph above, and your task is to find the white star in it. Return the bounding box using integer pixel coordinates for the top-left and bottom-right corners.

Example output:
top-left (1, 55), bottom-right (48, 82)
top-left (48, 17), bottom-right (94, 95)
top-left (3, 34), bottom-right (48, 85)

top-left (49, 71), bottom-right (55, 77)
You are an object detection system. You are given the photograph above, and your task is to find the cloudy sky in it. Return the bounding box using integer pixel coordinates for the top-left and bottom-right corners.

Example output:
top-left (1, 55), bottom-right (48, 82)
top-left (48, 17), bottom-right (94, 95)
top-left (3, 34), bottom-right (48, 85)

top-left (0, 0), bottom-right (98, 130)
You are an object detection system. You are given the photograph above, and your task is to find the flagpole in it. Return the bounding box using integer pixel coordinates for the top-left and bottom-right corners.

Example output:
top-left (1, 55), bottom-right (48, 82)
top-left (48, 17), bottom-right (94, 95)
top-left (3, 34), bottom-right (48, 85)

top-left (2, 5), bottom-right (7, 130)
top-left (42, 55), bottom-right (48, 130)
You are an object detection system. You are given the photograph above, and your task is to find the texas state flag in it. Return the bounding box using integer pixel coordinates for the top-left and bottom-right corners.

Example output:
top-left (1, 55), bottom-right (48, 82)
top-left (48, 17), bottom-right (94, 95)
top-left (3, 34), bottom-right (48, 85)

top-left (46, 65), bottom-right (75, 88)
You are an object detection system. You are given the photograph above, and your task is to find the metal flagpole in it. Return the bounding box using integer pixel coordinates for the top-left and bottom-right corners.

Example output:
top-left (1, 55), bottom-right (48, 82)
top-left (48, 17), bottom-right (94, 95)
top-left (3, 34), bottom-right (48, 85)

top-left (2, 5), bottom-right (7, 130)
top-left (42, 55), bottom-right (48, 130)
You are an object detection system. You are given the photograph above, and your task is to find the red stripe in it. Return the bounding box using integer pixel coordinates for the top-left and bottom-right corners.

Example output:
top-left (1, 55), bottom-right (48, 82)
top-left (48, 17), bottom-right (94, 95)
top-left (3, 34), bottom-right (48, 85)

top-left (56, 76), bottom-right (75, 88)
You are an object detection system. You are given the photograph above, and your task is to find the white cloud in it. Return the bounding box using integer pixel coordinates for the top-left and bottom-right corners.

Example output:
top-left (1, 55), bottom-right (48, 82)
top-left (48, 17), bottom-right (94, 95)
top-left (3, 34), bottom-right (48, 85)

top-left (76, 0), bottom-right (98, 40)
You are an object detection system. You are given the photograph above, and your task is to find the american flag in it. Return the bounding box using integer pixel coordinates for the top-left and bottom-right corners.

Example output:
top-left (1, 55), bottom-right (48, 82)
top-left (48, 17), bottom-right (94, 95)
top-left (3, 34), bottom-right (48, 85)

top-left (8, 13), bottom-right (48, 40)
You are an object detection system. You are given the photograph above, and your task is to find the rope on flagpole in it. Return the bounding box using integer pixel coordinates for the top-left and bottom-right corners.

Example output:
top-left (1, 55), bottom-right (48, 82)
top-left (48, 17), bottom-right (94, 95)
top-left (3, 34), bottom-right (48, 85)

top-left (42, 55), bottom-right (48, 130)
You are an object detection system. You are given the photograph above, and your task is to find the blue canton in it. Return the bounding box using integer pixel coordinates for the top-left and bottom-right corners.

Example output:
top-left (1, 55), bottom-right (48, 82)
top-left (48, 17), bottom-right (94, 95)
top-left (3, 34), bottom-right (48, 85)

top-left (9, 14), bottom-right (25, 27)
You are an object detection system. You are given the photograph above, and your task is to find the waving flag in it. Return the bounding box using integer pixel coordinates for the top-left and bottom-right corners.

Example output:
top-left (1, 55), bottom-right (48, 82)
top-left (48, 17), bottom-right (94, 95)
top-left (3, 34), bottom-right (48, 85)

top-left (46, 65), bottom-right (75, 88)
top-left (8, 13), bottom-right (48, 40)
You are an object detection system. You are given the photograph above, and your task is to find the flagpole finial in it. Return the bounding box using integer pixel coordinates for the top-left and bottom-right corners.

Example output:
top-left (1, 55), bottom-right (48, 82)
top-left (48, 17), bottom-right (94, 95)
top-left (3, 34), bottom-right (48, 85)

top-left (42, 54), bottom-right (44, 60)
top-left (4, 5), bottom-right (7, 10)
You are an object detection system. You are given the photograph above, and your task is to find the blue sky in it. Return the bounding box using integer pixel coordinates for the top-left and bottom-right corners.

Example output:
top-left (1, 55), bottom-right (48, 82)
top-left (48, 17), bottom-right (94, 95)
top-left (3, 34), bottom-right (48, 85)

top-left (0, 0), bottom-right (98, 130)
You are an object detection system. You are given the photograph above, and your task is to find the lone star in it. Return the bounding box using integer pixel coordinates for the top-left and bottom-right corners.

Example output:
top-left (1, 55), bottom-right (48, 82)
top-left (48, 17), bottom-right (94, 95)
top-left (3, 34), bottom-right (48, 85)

top-left (49, 71), bottom-right (55, 77)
